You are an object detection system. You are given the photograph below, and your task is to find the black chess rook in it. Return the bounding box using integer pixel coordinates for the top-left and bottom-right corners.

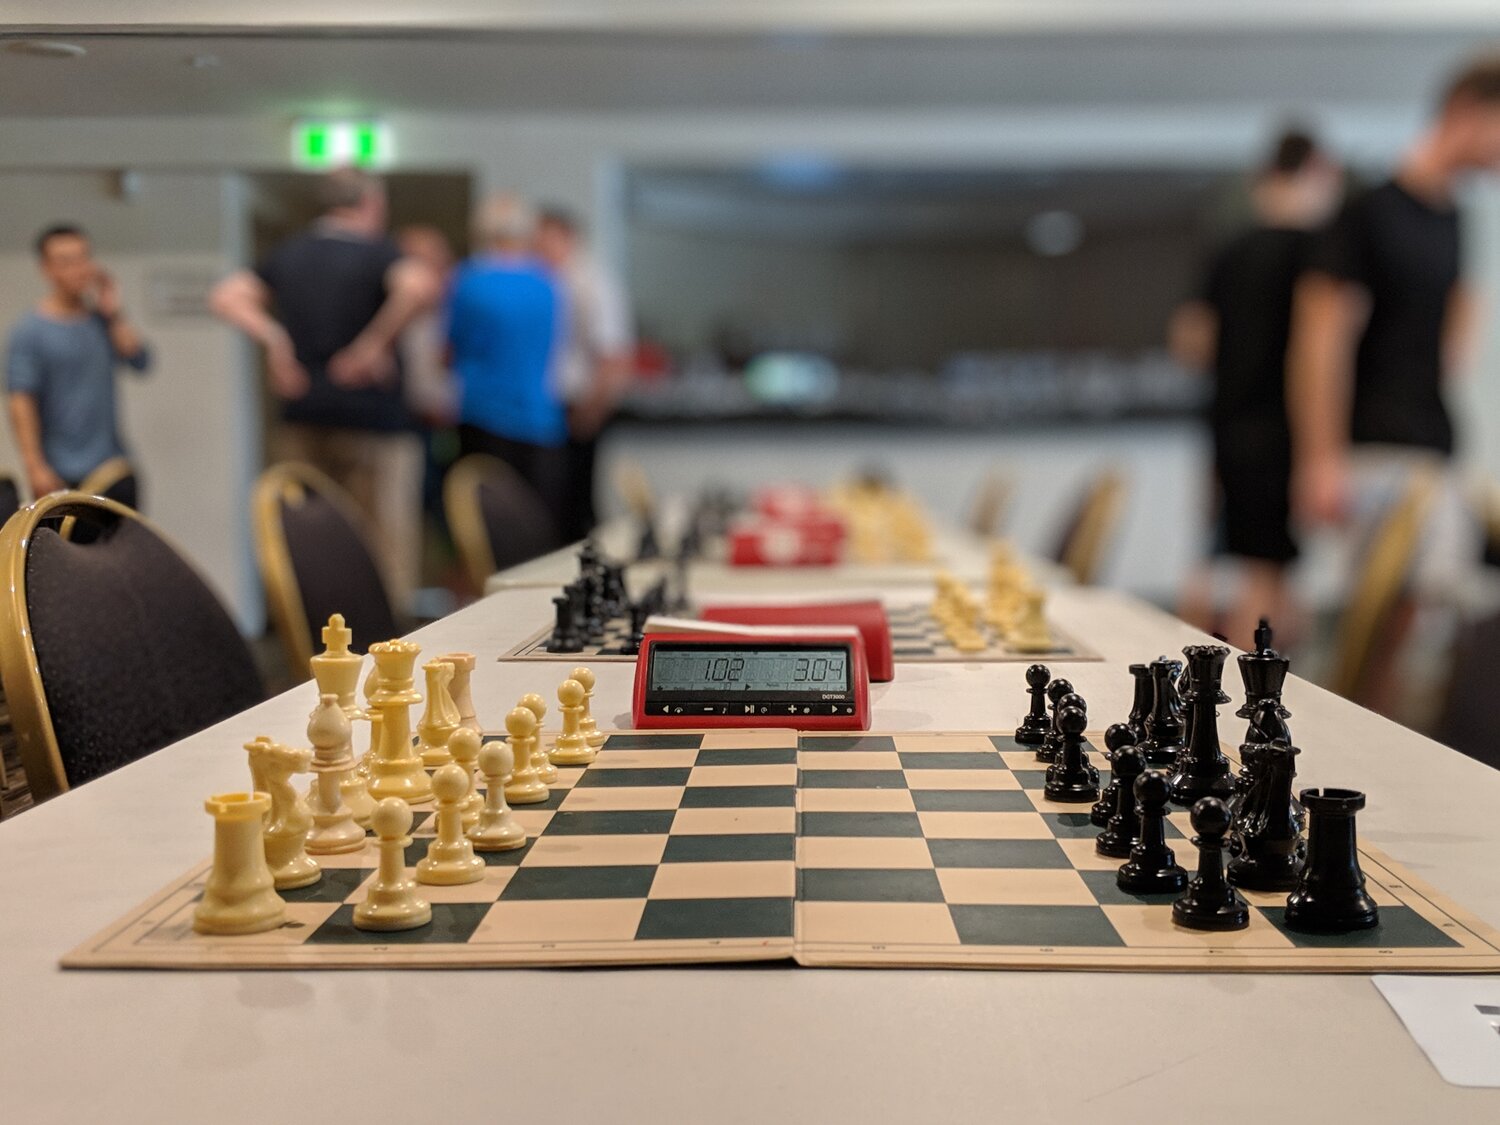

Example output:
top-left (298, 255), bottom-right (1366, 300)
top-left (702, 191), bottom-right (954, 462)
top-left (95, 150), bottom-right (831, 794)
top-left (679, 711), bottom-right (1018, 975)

top-left (1283, 788), bottom-right (1379, 933)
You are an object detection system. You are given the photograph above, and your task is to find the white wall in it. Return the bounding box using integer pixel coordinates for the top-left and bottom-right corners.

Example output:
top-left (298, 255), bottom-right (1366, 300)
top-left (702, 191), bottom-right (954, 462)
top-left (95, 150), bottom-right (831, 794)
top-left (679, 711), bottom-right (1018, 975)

top-left (0, 171), bottom-right (260, 628)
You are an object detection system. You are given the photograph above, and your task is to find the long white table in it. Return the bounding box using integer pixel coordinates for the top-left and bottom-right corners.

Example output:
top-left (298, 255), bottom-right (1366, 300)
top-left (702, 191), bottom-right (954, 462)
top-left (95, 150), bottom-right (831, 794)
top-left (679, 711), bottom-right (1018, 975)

top-left (3, 581), bottom-right (1499, 1122)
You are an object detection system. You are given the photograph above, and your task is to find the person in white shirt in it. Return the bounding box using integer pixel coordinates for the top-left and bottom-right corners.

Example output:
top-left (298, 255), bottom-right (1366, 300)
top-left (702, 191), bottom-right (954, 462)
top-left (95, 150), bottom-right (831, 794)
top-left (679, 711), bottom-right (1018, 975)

top-left (534, 207), bottom-right (634, 540)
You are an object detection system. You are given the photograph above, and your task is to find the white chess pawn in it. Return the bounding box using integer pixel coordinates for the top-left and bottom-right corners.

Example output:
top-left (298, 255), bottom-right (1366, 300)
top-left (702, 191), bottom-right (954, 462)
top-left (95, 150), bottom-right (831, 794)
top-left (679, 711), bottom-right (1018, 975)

top-left (570, 666), bottom-right (606, 751)
top-left (353, 798), bottom-right (431, 932)
top-left (520, 692), bottom-right (558, 783)
top-left (503, 707), bottom-right (551, 804)
top-left (245, 737), bottom-right (321, 890)
top-left (550, 678), bottom-right (596, 766)
top-left (448, 726), bottom-right (484, 832)
top-left (304, 692), bottom-right (366, 855)
top-left (1009, 589), bottom-right (1055, 654)
top-left (470, 741), bottom-right (527, 852)
top-left (416, 764), bottom-right (487, 886)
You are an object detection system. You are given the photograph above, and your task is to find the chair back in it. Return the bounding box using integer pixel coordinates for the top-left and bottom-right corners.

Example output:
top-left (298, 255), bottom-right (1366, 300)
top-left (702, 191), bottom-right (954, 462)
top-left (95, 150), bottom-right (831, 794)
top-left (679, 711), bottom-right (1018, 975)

top-left (1329, 469), bottom-right (1440, 702)
top-left (0, 492), bottom-right (263, 804)
top-left (1052, 470), bottom-right (1127, 585)
top-left (0, 476), bottom-right (20, 526)
top-left (968, 469), bottom-right (1012, 538)
top-left (1436, 608), bottom-right (1500, 771)
top-left (253, 462), bottom-right (399, 675)
top-left (444, 454), bottom-right (560, 592)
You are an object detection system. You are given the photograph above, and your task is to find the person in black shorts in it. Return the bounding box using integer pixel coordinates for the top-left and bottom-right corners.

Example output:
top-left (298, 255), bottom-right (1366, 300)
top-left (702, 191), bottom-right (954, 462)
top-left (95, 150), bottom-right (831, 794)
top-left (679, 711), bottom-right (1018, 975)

top-left (1170, 129), bottom-right (1341, 649)
top-left (1288, 54), bottom-right (1500, 710)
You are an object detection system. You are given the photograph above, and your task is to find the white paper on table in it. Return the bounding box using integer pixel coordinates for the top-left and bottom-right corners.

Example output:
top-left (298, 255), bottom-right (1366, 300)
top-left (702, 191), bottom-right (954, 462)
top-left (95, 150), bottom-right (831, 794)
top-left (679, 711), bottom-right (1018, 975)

top-left (1374, 975), bottom-right (1500, 1087)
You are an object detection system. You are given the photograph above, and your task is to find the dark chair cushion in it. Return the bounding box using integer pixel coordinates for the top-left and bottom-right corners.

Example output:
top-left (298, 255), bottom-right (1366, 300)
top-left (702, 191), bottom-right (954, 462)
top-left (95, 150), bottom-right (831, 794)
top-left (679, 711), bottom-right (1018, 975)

top-left (26, 513), bottom-right (264, 787)
top-left (0, 478), bottom-right (19, 526)
top-left (1436, 610), bottom-right (1500, 771)
top-left (480, 472), bottom-right (561, 570)
top-left (278, 489), bottom-right (399, 654)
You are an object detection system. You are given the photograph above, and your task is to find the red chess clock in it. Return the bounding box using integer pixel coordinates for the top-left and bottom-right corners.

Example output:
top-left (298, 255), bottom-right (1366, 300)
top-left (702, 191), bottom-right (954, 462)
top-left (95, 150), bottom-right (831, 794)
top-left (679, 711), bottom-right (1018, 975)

top-left (632, 632), bottom-right (871, 731)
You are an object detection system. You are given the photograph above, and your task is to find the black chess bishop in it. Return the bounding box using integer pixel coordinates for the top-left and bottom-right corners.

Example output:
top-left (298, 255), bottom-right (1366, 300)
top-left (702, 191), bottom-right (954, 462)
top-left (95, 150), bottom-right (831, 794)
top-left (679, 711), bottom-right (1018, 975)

top-left (1168, 645), bottom-right (1234, 806)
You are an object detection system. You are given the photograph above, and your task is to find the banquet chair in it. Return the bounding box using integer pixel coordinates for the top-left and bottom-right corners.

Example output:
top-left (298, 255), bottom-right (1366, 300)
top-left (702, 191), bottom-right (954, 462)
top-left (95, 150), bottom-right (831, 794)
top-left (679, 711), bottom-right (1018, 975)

top-left (253, 462), bottom-right (400, 677)
top-left (0, 475), bottom-right (21, 525)
top-left (76, 456), bottom-right (139, 510)
top-left (1052, 469), bottom-right (1128, 586)
top-left (0, 492), bottom-right (264, 805)
top-left (967, 469), bottom-right (1013, 539)
top-left (443, 454), bottom-right (561, 593)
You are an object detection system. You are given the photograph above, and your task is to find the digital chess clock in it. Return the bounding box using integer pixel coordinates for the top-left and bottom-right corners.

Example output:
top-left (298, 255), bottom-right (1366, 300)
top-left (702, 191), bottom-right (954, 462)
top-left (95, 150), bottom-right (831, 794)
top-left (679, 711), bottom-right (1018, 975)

top-left (632, 632), bottom-right (871, 730)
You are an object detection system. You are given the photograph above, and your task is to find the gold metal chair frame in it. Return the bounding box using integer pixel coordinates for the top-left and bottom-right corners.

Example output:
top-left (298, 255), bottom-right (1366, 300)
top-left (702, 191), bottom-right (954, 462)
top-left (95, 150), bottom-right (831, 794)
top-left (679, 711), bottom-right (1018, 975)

top-left (58, 456), bottom-right (136, 540)
top-left (1329, 468), bottom-right (1441, 703)
top-left (0, 491), bottom-right (204, 806)
top-left (252, 461), bottom-right (387, 678)
top-left (968, 469), bottom-right (1013, 539)
top-left (443, 453), bottom-right (504, 594)
top-left (1059, 470), bottom-right (1127, 586)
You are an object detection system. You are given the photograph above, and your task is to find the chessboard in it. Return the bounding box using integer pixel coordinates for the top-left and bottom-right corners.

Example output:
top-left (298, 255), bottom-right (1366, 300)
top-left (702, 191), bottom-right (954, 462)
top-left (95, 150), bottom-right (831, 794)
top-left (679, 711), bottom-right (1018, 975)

top-left (64, 729), bottom-right (1500, 972)
top-left (499, 605), bottom-right (1101, 665)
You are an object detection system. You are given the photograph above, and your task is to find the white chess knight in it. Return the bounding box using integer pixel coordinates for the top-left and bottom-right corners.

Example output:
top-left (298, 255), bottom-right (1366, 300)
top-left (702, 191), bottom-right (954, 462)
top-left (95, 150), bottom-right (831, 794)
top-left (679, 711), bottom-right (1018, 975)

top-left (304, 692), bottom-right (366, 855)
top-left (245, 736), bottom-right (321, 890)
top-left (469, 740), bottom-right (527, 852)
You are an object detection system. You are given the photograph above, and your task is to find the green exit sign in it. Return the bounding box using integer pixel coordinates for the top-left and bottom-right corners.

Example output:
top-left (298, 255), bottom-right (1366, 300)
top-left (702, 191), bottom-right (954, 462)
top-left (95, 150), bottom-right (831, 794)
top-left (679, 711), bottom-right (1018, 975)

top-left (291, 120), bottom-right (392, 169)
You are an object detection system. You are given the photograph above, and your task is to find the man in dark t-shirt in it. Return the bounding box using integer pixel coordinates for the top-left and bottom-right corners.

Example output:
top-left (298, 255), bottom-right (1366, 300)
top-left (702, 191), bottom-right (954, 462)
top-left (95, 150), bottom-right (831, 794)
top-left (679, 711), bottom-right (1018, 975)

top-left (211, 169), bottom-right (437, 605)
top-left (1288, 54), bottom-right (1500, 707)
top-left (1169, 130), bottom-right (1340, 648)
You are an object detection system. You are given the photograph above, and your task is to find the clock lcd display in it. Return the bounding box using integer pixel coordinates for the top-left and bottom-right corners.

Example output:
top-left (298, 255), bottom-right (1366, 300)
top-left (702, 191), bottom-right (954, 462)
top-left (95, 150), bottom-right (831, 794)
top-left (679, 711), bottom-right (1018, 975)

top-left (649, 647), bottom-right (850, 694)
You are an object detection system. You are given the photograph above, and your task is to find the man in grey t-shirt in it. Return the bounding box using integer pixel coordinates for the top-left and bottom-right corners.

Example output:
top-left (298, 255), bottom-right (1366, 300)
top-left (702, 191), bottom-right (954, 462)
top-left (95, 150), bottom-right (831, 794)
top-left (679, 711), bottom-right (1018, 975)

top-left (5, 224), bottom-right (151, 500)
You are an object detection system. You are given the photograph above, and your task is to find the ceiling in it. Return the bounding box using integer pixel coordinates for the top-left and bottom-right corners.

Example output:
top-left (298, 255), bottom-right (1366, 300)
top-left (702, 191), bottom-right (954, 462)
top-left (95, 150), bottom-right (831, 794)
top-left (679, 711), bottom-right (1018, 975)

top-left (0, 27), bottom-right (1495, 118)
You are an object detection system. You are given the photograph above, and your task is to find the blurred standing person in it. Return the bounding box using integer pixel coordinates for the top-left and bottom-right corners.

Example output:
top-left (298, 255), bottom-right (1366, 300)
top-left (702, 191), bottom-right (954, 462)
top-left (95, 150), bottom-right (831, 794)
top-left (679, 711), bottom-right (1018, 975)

top-left (5, 224), bottom-right (151, 505)
top-left (1288, 55), bottom-right (1500, 708)
top-left (396, 224), bottom-right (459, 428)
top-left (210, 168), bottom-right (437, 607)
top-left (535, 207), bottom-right (635, 541)
top-left (1169, 130), bottom-right (1341, 648)
top-left (447, 195), bottom-right (567, 527)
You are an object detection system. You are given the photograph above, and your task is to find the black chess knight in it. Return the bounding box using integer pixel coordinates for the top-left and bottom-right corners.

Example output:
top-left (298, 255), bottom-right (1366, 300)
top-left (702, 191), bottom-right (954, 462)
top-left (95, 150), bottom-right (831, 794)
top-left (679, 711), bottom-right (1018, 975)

top-left (1227, 739), bottom-right (1305, 892)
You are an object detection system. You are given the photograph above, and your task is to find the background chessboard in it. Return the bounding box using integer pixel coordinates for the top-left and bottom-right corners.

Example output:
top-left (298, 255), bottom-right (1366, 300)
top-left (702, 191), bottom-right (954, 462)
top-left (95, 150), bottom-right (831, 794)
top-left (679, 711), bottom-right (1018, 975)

top-left (64, 730), bottom-right (1500, 972)
top-left (500, 605), bottom-right (1100, 664)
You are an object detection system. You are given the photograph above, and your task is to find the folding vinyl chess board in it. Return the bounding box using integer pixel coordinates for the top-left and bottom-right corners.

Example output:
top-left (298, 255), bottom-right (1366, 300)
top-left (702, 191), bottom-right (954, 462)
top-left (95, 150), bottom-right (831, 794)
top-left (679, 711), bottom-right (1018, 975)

top-left (500, 606), bottom-right (1101, 665)
top-left (64, 730), bottom-right (1500, 972)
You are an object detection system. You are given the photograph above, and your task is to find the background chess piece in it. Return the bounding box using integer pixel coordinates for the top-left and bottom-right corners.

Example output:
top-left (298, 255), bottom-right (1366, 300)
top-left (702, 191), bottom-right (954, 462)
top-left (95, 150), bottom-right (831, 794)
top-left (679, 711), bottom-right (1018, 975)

top-left (353, 798), bottom-right (431, 932)
top-left (245, 736), bottom-right (321, 889)
top-left (471, 741), bottom-right (527, 851)
top-left (1283, 788), bottom-right (1379, 933)
top-left (417, 764), bottom-right (487, 885)
top-left (304, 692), bottom-right (366, 855)
top-left (193, 792), bottom-right (286, 935)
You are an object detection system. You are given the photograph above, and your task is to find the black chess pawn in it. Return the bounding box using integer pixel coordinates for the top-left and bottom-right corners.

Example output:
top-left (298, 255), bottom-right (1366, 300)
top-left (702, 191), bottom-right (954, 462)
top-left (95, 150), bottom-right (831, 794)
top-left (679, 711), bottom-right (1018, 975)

top-left (1237, 618), bottom-right (1292, 746)
top-left (635, 515), bottom-right (660, 561)
top-left (669, 551), bottom-right (691, 614)
top-left (1037, 677), bottom-right (1075, 763)
top-left (1116, 770), bottom-right (1188, 895)
top-left (1095, 746), bottom-right (1145, 858)
top-left (1137, 658), bottom-right (1185, 768)
top-left (1283, 788), bottom-right (1379, 933)
top-left (1168, 645), bottom-right (1234, 807)
top-left (601, 562), bottom-right (629, 620)
top-left (621, 600), bottom-right (651, 657)
top-left (1125, 663), bottom-right (1153, 744)
top-left (1014, 664), bottom-right (1053, 746)
top-left (1228, 740), bottom-right (1305, 892)
top-left (1172, 797), bottom-right (1250, 931)
top-left (547, 593), bottom-right (584, 654)
top-left (1044, 706), bottom-right (1098, 804)
top-left (1092, 723), bottom-right (1137, 827)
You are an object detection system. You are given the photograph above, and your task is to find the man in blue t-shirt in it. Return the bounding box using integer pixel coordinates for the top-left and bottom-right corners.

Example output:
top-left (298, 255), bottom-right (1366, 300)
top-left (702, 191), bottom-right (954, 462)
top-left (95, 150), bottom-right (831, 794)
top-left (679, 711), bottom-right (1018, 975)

top-left (447, 194), bottom-right (568, 523)
top-left (5, 224), bottom-right (152, 502)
